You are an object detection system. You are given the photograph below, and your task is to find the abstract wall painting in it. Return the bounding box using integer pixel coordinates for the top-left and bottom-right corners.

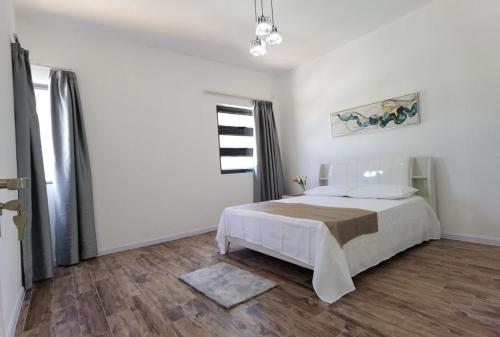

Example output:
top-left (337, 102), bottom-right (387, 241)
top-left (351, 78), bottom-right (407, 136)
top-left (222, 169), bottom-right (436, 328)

top-left (330, 93), bottom-right (420, 137)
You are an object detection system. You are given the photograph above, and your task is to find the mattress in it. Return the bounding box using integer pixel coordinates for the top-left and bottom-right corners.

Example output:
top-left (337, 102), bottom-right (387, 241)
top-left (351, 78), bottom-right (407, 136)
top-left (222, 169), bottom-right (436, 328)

top-left (216, 195), bottom-right (441, 303)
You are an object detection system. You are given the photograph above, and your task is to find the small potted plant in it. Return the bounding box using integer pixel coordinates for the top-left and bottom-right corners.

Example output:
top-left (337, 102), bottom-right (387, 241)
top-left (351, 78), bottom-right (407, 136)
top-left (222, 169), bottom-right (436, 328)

top-left (293, 176), bottom-right (307, 192)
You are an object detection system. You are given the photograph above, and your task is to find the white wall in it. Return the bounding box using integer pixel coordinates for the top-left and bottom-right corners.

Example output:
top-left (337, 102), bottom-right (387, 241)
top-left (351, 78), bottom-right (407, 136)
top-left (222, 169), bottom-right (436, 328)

top-left (0, 0), bottom-right (24, 336)
top-left (278, 0), bottom-right (500, 241)
top-left (17, 16), bottom-right (278, 253)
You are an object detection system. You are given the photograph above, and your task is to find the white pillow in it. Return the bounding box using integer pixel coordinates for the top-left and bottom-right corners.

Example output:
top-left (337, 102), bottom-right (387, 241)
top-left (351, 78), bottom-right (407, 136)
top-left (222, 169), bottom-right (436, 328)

top-left (305, 185), bottom-right (351, 197)
top-left (347, 185), bottom-right (418, 200)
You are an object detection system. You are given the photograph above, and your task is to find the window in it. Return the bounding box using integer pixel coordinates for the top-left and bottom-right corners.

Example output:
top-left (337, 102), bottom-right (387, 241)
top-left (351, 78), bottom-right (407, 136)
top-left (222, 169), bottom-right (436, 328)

top-left (216, 105), bottom-right (256, 174)
top-left (34, 83), bottom-right (55, 183)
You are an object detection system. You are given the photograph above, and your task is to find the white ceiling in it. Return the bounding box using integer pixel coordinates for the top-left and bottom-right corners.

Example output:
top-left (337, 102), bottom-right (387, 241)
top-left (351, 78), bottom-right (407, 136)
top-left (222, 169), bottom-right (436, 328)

top-left (15, 0), bottom-right (434, 74)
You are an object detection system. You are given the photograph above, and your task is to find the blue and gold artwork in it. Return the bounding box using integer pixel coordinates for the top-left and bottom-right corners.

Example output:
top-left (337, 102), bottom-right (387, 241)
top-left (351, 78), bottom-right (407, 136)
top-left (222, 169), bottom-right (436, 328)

top-left (330, 93), bottom-right (420, 137)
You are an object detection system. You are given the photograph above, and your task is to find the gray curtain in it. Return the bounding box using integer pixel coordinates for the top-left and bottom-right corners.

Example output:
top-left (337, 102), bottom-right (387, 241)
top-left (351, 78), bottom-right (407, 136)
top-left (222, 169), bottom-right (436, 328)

top-left (253, 100), bottom-right (285, 202)
top-left (11, 41), bottom-right (54, 288)
top-left (50, 70), bottom-right (97, 265)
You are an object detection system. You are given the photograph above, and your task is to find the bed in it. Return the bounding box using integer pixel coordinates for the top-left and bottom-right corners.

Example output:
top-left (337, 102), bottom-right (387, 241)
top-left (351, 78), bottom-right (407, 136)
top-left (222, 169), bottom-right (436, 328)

top-left (216, 157), bottom-right (441, 303)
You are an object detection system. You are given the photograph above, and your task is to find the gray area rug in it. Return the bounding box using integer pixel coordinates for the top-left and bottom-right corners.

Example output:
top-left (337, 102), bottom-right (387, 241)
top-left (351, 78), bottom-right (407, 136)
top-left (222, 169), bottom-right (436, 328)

top-left (180, 262), bottom-right (277, 309)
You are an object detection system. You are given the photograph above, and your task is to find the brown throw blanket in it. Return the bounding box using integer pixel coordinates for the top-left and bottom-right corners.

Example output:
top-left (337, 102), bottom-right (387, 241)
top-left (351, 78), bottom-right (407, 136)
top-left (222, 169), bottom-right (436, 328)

top-left (238, 202), bottom-right (378, 246)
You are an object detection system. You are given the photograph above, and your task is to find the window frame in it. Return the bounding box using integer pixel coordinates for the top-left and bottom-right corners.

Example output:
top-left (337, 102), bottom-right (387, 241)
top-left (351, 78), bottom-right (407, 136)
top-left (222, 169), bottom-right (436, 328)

top-left (33, 82), bottom-right (53, 184)
top-left (216, 105), bottom-right (255, 175)
top-left (33, 83), bottom-right (49, 90)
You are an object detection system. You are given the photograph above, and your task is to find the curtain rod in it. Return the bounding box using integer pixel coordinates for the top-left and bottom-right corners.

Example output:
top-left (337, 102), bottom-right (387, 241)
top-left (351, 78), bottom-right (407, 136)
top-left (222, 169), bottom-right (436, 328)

top-left (204, 90), bottom-right (274, 102)
top-left (31, 62), bottom-right (75, 72)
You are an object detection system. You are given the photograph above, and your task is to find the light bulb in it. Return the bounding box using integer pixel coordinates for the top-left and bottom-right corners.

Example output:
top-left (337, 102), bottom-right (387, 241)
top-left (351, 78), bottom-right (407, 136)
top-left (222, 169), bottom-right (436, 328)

top-left (255, 15), bottom-right (272, 37)
top-left (249, 37), bottom-right (266, 56)
top-left (266, 26), bottom-right (282, 45)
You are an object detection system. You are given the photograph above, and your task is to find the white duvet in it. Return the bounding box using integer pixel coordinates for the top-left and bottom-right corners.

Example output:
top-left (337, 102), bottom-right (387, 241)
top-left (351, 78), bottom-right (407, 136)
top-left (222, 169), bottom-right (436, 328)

top-left (216, 195), bottom-right (441, 303)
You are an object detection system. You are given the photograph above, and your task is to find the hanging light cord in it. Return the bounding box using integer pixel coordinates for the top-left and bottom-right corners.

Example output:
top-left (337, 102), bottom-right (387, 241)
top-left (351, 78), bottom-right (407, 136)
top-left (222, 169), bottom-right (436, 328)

top-left (254, 0), bottom-right (257, 21)
top-left (270, 0), bottom-right (275, 25)
top-left (260, 0), bottom-right (264, 16)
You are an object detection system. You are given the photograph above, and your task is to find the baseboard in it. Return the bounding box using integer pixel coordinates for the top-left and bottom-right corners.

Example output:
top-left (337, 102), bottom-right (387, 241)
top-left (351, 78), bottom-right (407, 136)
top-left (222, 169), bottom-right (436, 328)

top-left (98, 226), bottom-right (218, 256)
top-left (442, 233), bottom-right (500, 246)
top-left (7, 287), bottom-right (25, 337)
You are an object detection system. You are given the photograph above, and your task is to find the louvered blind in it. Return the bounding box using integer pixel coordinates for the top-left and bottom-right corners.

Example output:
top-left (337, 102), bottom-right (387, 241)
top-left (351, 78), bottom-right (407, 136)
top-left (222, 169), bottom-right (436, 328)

top-left (216, 105), bottom-right (255, 174)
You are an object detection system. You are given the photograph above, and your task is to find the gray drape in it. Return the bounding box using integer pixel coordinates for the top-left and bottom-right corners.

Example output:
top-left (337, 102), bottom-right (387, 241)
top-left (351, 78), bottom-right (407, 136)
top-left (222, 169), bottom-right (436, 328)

top-left (11, 41), bottom-right (54, 288)
top-left (50, 70), bottom-right (97, 265)
top-left (253, 100), bottom-right (285, 202)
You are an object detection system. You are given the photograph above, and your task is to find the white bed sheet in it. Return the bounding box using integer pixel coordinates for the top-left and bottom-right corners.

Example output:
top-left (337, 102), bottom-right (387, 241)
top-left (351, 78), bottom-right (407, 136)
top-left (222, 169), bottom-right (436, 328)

top-left (216, 195), bottom-right (441, 303)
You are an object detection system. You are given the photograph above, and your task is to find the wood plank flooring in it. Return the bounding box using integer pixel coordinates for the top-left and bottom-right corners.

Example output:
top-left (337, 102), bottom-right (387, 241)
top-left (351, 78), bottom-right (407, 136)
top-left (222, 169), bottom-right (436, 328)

top-left (15, 233), bottom-right (500, 337)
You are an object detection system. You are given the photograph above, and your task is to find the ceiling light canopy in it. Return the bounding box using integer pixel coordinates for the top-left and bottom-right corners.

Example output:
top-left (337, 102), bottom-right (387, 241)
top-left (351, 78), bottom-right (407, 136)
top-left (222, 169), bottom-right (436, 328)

top-left (249, 0), bottom-right (282, 56)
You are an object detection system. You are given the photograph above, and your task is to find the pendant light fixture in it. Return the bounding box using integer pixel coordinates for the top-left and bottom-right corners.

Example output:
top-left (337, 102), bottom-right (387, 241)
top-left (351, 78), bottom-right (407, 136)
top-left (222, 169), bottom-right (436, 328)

top-left (255, 0), bottom-right (272, 36)
top-left (250, 0), bottom-right (266, 56)
top-left (249, 0), bottom-right (282, 56)
top-left (266, 0), bottom-right (282, 45)
top-left (249, 37), bottom-right (267, 56)
top-left (266, 26), bottom-right (282, 45)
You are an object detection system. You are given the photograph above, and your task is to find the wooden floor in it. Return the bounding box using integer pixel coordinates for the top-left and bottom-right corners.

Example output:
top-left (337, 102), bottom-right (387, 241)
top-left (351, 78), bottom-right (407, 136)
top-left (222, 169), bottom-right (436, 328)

top-left (15, 232), bottom-right (500, 337)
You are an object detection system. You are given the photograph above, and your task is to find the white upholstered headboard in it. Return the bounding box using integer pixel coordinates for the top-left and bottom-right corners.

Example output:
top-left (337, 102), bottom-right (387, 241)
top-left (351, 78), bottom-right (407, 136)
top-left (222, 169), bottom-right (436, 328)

top-left (319, 157), bottom-right (437, 213)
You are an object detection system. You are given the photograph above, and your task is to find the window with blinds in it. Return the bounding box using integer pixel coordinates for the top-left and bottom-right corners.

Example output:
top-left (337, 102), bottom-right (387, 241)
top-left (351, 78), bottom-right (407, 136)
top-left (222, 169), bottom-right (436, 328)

top-left (216, 105), bottom-right (256, 174)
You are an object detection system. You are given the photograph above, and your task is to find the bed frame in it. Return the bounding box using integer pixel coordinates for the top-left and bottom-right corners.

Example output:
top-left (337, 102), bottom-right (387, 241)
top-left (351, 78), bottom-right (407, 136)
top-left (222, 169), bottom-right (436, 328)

top-left (225, 156), bottom-right (437, 270)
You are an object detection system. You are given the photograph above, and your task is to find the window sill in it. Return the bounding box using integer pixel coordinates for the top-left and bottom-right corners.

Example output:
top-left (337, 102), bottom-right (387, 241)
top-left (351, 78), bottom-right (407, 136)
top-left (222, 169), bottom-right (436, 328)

top-left (221, 169), bottom-right (254, 174)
